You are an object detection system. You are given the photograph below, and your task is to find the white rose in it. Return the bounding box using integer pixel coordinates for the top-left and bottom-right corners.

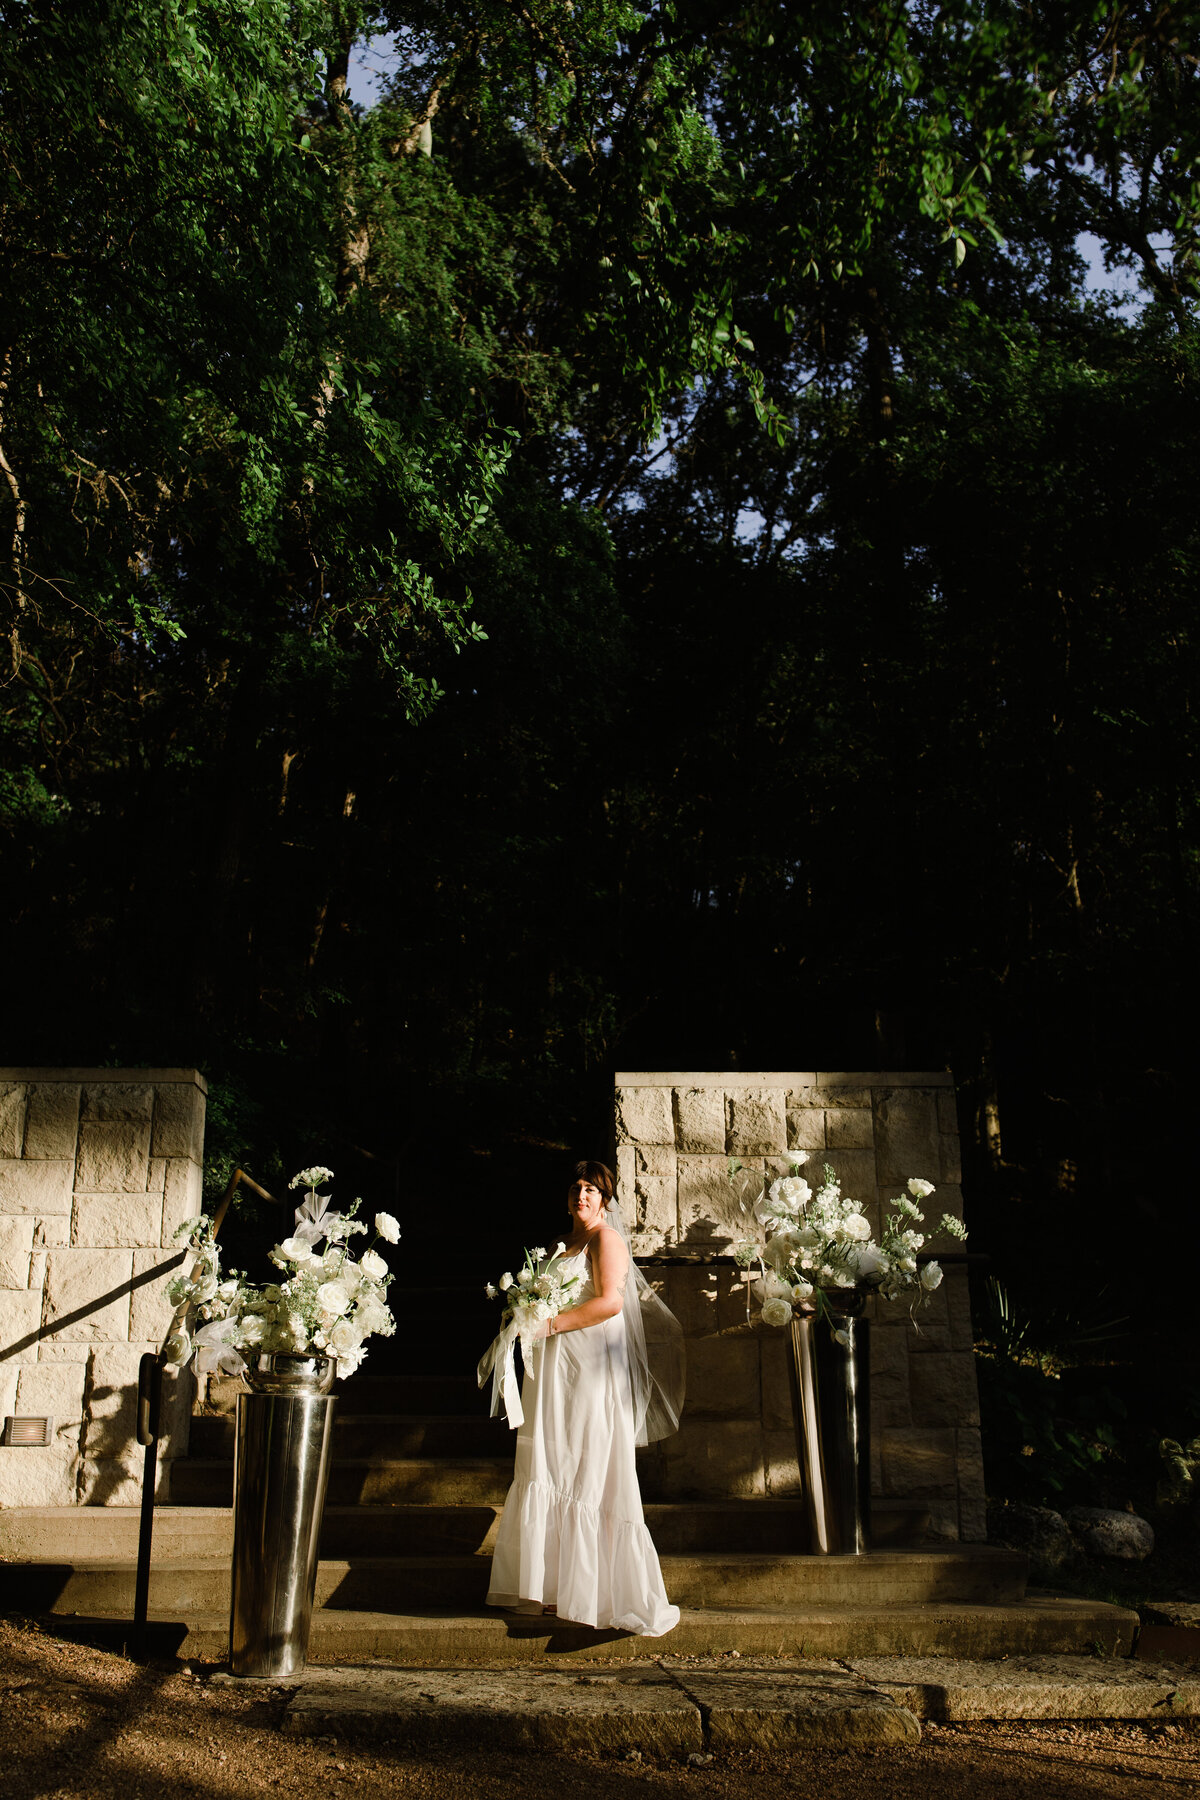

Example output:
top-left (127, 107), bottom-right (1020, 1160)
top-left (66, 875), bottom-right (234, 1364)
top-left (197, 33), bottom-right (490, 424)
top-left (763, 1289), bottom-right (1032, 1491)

top-left (277, 1237), bottom-right (315, 1263)
top-left (907, 1178), bottom-right (936, 1199)
top-left (841, 1213), bottom-right (872, 1241)
top-left (236, 1314), bottom-right (267, 1346)
top-left (317, 1279), bottom-right (354, 1317)
top-left (329, 1319), bottom-right (364, 1355)
top-left (374, 1212), bottom-right (401, 1244)
top-left (761, 1297), bottom-right (794, 1328)
top-left (191, 1271), bottom-right (219, 1305)
top-left (359, 1248), bottom-right (388, 1282)
top-left (920, 1260), bottom-right (943, 1290)
top-left (163, 1332), bottom-right (192, 1366)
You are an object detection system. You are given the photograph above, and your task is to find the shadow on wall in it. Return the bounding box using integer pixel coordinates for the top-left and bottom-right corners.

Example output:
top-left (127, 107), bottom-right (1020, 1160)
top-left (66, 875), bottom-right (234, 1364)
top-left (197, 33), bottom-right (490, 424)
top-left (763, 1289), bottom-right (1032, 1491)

top-left (2, 1255), bottom-right (184, 1364)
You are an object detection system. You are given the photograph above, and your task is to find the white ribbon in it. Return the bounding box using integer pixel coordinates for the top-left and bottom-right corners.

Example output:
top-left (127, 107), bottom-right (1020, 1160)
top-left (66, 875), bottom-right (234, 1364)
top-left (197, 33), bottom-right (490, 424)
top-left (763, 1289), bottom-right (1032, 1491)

top-left (192, 1316), bottom-right (249, 1377)
top-left (477, 1318), bottom-right (528, 1429)
top-left (292, 1192), bottom-right (341, 1246)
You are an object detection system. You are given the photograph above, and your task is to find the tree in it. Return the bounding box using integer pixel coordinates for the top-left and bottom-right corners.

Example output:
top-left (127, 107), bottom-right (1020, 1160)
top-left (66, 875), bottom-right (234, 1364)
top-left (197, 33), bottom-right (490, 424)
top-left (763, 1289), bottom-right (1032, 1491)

top-left (2, 0), bottom-right (1198, 1300)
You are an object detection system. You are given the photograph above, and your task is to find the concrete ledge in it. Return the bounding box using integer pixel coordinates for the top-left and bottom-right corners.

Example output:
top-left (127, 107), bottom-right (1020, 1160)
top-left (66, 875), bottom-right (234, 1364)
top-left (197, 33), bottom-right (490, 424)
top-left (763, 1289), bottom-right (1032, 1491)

top-left (847, 1653), bottom-right (1200, 1720)
top-left (277, 1660), bottom-right (918, 1752)
top-left (0, 1069), bottom-right (208, 1089)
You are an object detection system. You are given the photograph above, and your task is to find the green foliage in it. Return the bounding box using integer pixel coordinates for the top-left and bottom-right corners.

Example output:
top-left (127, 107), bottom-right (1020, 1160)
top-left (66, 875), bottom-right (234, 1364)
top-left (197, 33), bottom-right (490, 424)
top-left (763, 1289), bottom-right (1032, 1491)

top-left (2, 0), bottom-right (1200, 1326)
top-left (975, 1280), bottom-right (1131, 1505)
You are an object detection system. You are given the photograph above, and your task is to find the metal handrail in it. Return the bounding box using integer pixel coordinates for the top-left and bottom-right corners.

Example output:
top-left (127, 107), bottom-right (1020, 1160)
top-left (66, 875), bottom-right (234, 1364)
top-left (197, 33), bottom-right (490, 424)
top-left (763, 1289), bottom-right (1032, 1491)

top-left (133, 1167), bottom-right (281, 1652)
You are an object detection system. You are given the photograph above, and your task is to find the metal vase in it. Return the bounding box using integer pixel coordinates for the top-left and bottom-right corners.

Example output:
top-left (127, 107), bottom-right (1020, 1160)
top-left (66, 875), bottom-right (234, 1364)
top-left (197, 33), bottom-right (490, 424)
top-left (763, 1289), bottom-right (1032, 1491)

top-left (787, 1305), bottom-right (871, 1556)
top-left (229, 1356), bottom-right (337, 1678)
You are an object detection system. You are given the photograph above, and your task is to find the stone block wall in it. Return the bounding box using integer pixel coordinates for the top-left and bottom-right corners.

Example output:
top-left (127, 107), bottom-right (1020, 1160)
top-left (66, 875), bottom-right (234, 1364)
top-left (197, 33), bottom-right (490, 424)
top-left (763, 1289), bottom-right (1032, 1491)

top-left (617, 1071), bottom-right (984, 1541)
top-left (0, 1070), bottom-right (205, 1507)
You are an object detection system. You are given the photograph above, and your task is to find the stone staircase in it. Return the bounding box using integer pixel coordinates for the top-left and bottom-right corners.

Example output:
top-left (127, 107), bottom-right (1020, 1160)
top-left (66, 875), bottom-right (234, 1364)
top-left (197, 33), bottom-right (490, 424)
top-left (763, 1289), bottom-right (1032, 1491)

top-left (0, 1287), bottom-right (1140, 1663)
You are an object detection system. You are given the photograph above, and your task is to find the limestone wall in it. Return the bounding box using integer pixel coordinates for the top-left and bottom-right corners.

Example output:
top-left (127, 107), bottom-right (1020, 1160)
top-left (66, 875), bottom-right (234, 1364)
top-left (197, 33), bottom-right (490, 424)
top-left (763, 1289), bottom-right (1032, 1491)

top-left (618, 1072), bottom-right (984, 1541)
top-left (0, 1069), bottom-right (204, 1506)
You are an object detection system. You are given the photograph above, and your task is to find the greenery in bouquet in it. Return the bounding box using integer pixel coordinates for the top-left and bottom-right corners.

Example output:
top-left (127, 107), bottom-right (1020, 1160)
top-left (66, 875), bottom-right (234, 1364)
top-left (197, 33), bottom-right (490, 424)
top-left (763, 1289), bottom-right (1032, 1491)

top-left (163, 1166), bottom-right (398, 1379)
top-left (729, 1153), bottom-right (967, 1336)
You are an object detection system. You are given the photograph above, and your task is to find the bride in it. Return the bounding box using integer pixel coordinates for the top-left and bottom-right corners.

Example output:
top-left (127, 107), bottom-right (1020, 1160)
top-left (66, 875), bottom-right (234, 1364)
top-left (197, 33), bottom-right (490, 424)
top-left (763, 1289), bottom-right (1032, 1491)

top-left (482, 1160), bottom-right (685, 1636)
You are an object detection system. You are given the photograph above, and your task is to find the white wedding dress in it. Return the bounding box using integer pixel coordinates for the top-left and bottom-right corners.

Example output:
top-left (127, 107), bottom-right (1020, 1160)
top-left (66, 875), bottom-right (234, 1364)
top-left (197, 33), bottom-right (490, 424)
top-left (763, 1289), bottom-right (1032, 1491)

top-left (485, 1248), bottom-right (680, 1636)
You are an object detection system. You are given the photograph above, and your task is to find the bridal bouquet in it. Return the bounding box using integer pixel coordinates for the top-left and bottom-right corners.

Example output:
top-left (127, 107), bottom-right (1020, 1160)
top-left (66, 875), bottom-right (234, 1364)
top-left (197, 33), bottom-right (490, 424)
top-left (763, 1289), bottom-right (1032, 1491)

top-left (485, 1242), bottom-right (582, 1342)
top-left (478, 1243), bottom-right (582, 1428)
top-left (729, 1152), bottom-right (967, 1334)
top-left (163, 1165), bottom-right (398, 1379)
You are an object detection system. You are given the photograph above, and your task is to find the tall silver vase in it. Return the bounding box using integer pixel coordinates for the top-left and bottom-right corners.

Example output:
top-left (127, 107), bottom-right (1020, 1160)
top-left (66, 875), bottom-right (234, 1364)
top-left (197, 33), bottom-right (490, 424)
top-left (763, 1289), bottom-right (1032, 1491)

top-left (229, 1354), bottom-right (337, 1678)
top-left (787, 1304), bottom-right (870, 1556)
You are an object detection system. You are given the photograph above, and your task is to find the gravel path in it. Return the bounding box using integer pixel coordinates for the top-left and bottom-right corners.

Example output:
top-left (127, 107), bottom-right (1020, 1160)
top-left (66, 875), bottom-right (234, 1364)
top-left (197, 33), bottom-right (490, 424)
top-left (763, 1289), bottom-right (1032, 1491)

top-left (2, 1616), bottom-right (1198, 1799)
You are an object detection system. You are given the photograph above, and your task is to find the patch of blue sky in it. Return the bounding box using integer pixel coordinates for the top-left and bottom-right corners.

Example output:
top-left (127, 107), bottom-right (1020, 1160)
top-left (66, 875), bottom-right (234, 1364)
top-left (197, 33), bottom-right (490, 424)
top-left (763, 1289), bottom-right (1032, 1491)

top-left (347, 33), bottom-right (399, 106)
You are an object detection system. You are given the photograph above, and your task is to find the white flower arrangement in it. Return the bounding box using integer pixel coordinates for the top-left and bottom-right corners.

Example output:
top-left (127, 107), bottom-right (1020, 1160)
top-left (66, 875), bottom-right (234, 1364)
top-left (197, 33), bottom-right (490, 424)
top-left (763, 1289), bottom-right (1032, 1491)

top-left (728, 1154), bottom-right (967, 1332)
top-left (164, 1167), bottom-right (397, 1379)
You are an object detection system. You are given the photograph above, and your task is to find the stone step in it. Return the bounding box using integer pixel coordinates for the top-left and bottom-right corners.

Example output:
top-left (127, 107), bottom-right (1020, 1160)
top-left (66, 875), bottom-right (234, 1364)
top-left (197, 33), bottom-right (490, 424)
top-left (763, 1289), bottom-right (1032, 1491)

top-left (188, 1414), bottom-right (513, 1460)
top-left (89, 1596), bottom-right (1140, 1663)
top-left (170, 1457), bottom-right (514, 1507)
top-left (275, 1660), bottom-right (917, 1751)
top-left (2, 1547), bottom-right (1028, 1616)
top-left (0, 1504), bottom-right (496, 1560)
top-left (0, 1499), bottom-right (935, 1562)
top-left (272, 1653), bottom-right (1200, 1745)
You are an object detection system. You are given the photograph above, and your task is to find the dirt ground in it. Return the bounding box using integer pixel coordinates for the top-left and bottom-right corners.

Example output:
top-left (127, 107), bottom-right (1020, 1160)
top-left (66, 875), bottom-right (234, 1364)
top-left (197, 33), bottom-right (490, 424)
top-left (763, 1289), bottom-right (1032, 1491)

top-left (2, 1616), bottom-right (1199, 1800)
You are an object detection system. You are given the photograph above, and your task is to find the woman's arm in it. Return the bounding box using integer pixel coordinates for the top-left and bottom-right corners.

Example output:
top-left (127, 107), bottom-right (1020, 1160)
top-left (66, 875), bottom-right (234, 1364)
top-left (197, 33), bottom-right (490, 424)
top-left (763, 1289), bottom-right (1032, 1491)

top-left (545, 1228), bottom-right (629, 1335)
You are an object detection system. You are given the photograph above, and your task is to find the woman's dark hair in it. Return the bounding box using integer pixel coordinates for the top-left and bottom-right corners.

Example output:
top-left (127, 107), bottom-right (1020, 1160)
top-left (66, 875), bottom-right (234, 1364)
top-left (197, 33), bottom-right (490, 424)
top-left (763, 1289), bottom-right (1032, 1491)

top-left (570, 1159), bottom-right (614, 1202)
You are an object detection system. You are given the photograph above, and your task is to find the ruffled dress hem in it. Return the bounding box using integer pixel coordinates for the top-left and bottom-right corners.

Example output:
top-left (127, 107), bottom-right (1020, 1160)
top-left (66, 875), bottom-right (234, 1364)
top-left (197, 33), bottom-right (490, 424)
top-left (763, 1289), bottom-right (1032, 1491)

top-left (485, 1475), bottom-right (679, 1638)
